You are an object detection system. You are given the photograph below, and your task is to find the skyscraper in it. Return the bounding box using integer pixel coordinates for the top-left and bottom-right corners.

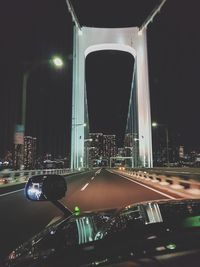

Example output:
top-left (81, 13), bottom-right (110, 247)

top-left (103, 135), bottom-right (117, 160)
top-left (23, 136), bottom-right (37, 169)
top-left (89, 133), bottom-right (103, 166)
top-left (89, 133), bottom-right (117, 166)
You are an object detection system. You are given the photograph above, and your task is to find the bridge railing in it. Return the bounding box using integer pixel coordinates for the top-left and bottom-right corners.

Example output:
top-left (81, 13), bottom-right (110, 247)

top-left (0, 168), bottom-right (87, 185)
top-left (114, 168), bottom-right (200, 198)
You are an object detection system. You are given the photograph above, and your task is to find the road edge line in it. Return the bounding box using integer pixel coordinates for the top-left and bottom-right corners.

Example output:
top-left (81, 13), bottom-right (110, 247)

top-left (0, 189), bottom-right (24, 197)
top-left (107, 170), bottom-right (175, 200)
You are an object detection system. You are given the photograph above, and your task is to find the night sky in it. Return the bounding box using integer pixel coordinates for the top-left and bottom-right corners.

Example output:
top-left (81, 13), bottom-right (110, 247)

top-left (0, 0), bottom-right (200, 159)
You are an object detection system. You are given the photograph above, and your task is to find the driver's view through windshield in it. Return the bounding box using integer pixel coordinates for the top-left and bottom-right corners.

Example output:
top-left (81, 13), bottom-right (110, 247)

top-left (0, 0), bottom-right (200, 267)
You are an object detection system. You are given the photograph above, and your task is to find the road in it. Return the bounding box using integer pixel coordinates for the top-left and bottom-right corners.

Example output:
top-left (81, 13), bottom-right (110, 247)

top-left (0, 168), bottom-right (179, 259)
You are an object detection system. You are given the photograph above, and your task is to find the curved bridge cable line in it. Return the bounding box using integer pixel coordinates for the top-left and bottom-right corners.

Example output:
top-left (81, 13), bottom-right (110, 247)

top-left (139, 0), bottom-right (167, 33)
top-left (66, 0), bottom-right (82, 31)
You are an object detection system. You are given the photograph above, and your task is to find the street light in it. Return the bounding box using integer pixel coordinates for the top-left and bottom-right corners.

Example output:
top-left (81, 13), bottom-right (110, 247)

top-left (15, 56), bottom-right (64, 170)
top-left (152, 122), bottom-right (169, 167)
top-left (21, 56), bottom-right (64, 132)
top-left (124, 146), bottom-right (134, 168)
top-left (52, 56), bottom-right (63, 68)
top-left (152, 122), bottom-right (158, 127)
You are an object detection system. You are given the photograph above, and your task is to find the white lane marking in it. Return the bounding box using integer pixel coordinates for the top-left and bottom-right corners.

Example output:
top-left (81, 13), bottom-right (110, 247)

top-left (80, 183), bottom-right (89, 191)
top-left (108, 171), bottom-right (175, 200)
top-left (91, 177), bottom-right (94, 180)
top-left (95, 168), bottom-right (102, 175)
top-left (0, 189), bottom-right (24, 197)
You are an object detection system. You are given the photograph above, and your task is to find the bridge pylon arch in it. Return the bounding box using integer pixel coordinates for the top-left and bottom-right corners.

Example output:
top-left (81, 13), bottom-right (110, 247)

top-left (71, 26), bottom-right (152, 169)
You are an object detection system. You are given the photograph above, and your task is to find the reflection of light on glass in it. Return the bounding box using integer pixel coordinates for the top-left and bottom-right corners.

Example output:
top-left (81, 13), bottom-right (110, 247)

top-left (182, 216), bottom-right (200, 228)
top-left (95, 259), bottom-right (108, 265)
top-left (156, 246), bottom-right (166, 252)
top-left (76, 217), bottom-right (95, 244)
top-left (147, 235), bottom-right (157, 240)
top-left (76, 220), bottom-right (81, 244)
top-left (94, 259), bottom-right (108, 265)
top-left (95, 231), bottom-right (104, 240)
top-left (166, 243), bottom-right (176, 250)
top-left (27, 183), bottom-right (42, 200)
top-left (8, 251), bottom-right (16, 260)
top-left (74, 206), bottom-right (81, 215)
top-left (145, 203), bottom-right (163, 224)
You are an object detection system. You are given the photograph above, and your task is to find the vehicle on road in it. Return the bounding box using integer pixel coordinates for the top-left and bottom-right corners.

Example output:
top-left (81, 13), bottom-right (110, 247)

top-left (3, 174), bottom-right (200, 267)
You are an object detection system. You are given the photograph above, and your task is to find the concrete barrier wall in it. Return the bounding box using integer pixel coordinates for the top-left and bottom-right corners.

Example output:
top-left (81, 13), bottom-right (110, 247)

top-left (115, 169), bottom-right (200, 198)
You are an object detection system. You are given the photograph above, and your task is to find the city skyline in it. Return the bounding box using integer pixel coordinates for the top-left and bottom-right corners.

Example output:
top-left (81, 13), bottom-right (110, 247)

top-left (0, 0), bottom-right (200, 158)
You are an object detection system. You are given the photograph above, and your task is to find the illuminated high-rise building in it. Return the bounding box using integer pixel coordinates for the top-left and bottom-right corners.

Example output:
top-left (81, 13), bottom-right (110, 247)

top-left (103, 135), bottom-right (116, 160)
top-left (179, 146), bottom-right (184, 159)
top-left (23, 136), bottom-right (37, 169)
top-left (89, 133), bottom-right (117, 166)
top-left (89, 133), bottom-right (103, 166)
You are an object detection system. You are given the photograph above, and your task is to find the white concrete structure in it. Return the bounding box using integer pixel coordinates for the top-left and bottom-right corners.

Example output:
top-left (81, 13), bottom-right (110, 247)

top-left (71, 26), bottom-right (153, 169)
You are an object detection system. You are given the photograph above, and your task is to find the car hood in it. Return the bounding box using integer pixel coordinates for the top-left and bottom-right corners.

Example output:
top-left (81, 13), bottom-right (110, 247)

top-left (4, 208), bottom-right (117, 266)
top-left (4, 199), bottom-right (200, 267)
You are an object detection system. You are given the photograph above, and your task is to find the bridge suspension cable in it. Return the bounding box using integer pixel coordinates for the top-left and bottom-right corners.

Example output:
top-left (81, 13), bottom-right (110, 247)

top-left (65, 0), bottom-right (82, 31)
top-left (139, 0), bottom-right (167, 33)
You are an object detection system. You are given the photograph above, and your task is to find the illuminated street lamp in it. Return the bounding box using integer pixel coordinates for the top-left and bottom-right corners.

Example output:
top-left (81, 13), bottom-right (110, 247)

top-left (52, 56), bottom-right (63, 67)
top-left (14, 56), bottom-right (64, 170)
top-left (21, 56), bottom-right (64, 132)
top-left (152, 122), bottom-right (158, 127)
top-left (152, 122), bottom-right (169, 167)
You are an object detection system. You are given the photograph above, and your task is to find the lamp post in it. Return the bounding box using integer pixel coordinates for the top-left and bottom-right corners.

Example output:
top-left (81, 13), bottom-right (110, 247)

top-left (16, 56), bottom-right (63, 170)
top-left (125, 146), bottom-right (134, 168)
top-left (84, 138), bottom-right (92, 168)
top-left (125, 135), bottom-right (140, 168)
top-left (21, 56), bottom-right (64, 133)
top-left (152, 122), bottom-right (169, 167)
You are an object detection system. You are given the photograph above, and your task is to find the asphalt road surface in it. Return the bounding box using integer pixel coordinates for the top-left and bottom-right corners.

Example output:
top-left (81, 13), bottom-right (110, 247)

top-left (0, 168), bottom-right (179, 259)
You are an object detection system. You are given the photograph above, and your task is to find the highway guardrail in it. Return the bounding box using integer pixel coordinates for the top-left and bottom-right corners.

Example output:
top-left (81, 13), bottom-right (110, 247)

top-left (115, 169), bottom-right (200, 198)
top-left (0, 168), bottom-right (88, 186)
